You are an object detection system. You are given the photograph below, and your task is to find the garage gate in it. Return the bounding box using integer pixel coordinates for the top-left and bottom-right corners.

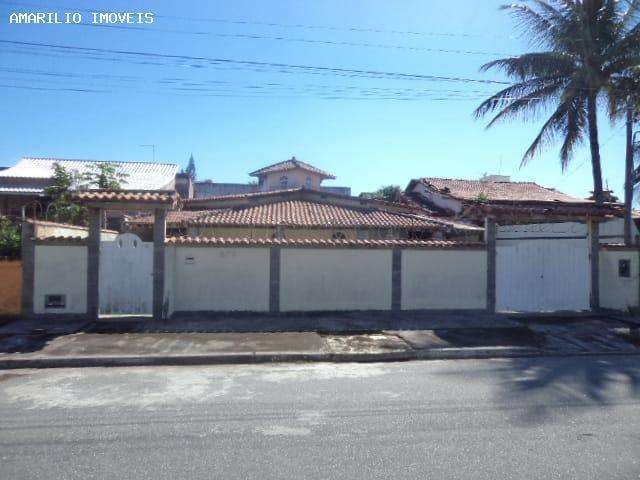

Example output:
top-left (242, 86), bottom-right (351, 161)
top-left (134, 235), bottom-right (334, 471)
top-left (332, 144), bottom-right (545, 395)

top-left (496, 237), bottom-right (590, 312)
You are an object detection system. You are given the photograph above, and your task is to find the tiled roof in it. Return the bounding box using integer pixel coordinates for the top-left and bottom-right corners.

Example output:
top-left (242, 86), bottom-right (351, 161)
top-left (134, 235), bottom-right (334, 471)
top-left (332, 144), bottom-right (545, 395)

top-left (0, 157), bottom-right (178, 191)
top-left (130, 199), bottom-right (480, 231)
top-left (73, 190), bottom-right (177, 204)
top-left (417, 177), bottom-right (587, 203)
top-left (249, 157), bottom-right (336, 179)
top-left (166, 236), bottom-right (484, 249)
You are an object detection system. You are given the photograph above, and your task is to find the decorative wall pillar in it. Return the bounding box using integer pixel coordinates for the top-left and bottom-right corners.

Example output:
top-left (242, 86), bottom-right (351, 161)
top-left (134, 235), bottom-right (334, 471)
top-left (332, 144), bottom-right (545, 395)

top-left (20, 221), bottom-right (35, 318)
top-left (391, 248), bottom-right (402, 311)
top-left (588, 219), bottom-right (600, 310)
top-left (152, 208), bottom-right (167, 321)
top-left (269, 247), bottom-right (281, 313)
top-left (485, 217), bottom-right (497, 313)
top-left (87, 207), bottom-right (102, 320)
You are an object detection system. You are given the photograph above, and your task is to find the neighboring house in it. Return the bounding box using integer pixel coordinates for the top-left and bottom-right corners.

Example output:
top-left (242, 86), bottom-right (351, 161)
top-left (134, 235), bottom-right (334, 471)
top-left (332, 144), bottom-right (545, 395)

top-left (405, 174), bottom-right (635, 243)
top-left (406, 174), bottom-right (631, 312)
top-left (0, 157), bottom-right (179, 222)
top-left (192, 157), bottom-right (351, 198)
top-left (126, 187), bottom-right (482, 242)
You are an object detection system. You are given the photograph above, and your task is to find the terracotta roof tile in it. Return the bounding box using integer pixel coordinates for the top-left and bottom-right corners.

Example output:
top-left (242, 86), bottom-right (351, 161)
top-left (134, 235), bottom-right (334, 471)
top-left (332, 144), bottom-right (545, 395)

top-left (419, 177), bottom-right (586, 203)
top-left (165, 236), bottom-right (484, 249)
top-left (249, 157), bottom-right (336, 179)
top-left (73, 190), bottom-right (177, 204)
top-left (129, 199), bottom-right (481, 232)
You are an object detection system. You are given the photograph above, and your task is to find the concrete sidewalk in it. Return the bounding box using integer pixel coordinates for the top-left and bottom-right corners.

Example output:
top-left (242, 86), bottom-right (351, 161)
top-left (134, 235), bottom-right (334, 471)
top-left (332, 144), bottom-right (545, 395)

top-left (0, 313), bottom-right (639, 369)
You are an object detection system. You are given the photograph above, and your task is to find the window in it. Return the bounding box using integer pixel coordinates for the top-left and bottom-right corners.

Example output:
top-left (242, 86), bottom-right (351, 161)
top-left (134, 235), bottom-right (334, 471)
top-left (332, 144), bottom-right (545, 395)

top-left (280, 175), bottom-right (288, 188)
top-left (619, 259), bottom-right (631, 278)
top-left (305, 176), bottom-right (312, 189)
top-left (332, 231), bottom-right (347, 240)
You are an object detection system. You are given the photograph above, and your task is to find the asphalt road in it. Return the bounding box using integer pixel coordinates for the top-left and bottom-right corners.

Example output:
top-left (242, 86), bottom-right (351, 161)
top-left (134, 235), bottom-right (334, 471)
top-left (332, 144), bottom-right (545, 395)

top-left (1, 356), bottom-right (640, 479)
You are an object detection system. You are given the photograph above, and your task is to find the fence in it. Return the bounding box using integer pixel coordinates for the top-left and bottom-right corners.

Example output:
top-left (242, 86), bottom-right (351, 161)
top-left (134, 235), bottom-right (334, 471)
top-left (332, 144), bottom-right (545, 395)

top-left (23, 236), bottom-right (640, 318)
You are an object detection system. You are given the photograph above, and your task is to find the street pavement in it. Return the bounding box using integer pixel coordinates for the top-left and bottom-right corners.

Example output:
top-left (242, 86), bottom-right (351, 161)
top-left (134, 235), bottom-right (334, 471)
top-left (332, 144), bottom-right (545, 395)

top-left (1, 356), bottom-right (640, 479)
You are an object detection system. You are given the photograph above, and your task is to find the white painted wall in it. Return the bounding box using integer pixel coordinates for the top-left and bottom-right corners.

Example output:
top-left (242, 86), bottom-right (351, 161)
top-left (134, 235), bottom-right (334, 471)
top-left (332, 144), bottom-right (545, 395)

top-left (262, 169), bottom-right (323, 191)
top-left (401, 250), bottom-right (487, 310)
top-left (33, 245), bottom-right (87, 314)
top-left (412, 183), bottom-right (462, 214)
top-left (280, 249), bottom-right (392, 311)
top-left (172, 247), bottom-right (270, 312)
top-left (600, 250), bottom-right (639, 310)
top-left (498, 219), bottom-right (635, 244)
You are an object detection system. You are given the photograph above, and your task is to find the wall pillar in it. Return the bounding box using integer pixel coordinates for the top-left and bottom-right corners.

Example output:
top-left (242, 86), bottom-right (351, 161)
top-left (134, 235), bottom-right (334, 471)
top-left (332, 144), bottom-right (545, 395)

top-left (152, 208), bottom-right (167, 321)
top-left (485, 217), bottom-right (497, 313)
top-left (87, 207), bottom-right (102, 320)
top-left (589, 219), bottom-right (600, 310)
top-left (391, 248), bottom-right (402, 311)
top-left (269, 247), bottom-right (281, 313)
top-left (20, 221), bottom-right (35, 318)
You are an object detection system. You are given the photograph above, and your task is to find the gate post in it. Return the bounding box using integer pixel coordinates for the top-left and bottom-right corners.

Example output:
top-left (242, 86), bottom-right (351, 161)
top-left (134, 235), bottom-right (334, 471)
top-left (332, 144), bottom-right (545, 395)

top-left (485, 217), bottom-right (497, 314)
top-left (87, 207), bottom-right (101, 321)
top-left (153, 208), bottom-right (167, 320)
top-left (589, 219), bottom-right (600, 310)
top-left (20, 220), bottom-right (35, 319)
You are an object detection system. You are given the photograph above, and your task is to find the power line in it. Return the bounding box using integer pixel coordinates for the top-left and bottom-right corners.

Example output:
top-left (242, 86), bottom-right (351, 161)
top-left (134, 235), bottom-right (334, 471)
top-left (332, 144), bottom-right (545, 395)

top-left (0, 39), bottom-right (512, 86)
top-left (73, 24), bottom-right (510, 56)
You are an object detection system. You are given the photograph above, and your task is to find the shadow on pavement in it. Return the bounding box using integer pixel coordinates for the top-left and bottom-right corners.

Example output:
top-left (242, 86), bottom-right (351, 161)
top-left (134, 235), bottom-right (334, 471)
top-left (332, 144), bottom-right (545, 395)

top-left (495, 355), bottom-right (640, 424)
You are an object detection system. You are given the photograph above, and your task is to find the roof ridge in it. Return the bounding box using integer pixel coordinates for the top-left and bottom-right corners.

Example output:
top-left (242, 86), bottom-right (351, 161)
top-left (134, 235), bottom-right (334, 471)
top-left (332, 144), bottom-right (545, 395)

top-left (421, 176), bottom-right (537, 185)
top-left (21, 157), bottom-right (178, 167)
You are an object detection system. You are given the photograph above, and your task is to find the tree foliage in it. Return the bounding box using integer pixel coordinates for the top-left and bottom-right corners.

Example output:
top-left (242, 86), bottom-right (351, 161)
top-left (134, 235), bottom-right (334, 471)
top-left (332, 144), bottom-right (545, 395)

top-left (83, 163), bottom-right (129, 190)
top-left (475, 0), bottom-right (640, 204)
top-left (43, 163), bottom-right (87, 225)
top-left (360, 185), bottom-right (402, 202)
top-left (184, 154), bottom-right (196, 181)
top-left (0, 216), bottom-right (20, 259)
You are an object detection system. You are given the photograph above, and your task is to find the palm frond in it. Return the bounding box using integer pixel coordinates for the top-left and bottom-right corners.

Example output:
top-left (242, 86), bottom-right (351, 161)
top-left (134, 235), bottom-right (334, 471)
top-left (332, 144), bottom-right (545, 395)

top-left (474, 77), bottom-right (566, 119)
top-left (480, 52), bottom-right (576, 80)
top-left (521, 87), bottom-right (580, 166)
top-left (502, 2), bottom-right (569, 48)
top-left (484, 81), bottom-right (567, 128)
top-left (559, 96), bottom-right (587, 169)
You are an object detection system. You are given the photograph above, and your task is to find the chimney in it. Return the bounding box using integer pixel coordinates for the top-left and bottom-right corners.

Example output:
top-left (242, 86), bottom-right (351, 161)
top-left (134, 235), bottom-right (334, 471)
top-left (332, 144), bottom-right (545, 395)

top-left (174, 172), bottom-right (194, 199)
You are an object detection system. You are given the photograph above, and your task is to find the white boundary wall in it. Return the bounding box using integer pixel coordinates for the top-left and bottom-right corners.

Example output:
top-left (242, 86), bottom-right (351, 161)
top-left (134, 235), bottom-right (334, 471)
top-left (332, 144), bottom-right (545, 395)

top-left (30, 243), bottom-right (639, 315)
top-left (280, 249), bottom-right (392, 311)
top-left (600, 250), bottom-right (639, 310)
top-left (33, 245), bottom-right (87, 314)
top-left (169, 246), bottom-right (270, 312)
top-left (401, 250), bottom-right (487, 310)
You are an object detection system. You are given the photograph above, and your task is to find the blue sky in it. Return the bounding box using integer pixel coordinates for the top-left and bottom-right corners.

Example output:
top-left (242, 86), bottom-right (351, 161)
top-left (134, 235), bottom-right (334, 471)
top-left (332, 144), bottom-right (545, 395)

top-left (0, 0), bottom-right (631, 198)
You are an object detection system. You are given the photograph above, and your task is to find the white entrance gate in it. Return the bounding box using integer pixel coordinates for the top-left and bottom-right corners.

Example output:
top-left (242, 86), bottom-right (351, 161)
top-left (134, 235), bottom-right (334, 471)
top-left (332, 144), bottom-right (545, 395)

top-left (496, 238), bottom-right (590, 312)
top-left (99, 233), bottom-right (153, 315)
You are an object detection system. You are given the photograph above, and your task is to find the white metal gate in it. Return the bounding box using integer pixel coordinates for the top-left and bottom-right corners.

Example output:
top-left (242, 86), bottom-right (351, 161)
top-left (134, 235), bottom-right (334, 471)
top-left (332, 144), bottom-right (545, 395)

top-left (496, 238), bottom-right (590, 312)
top-left (99, 233), bottom-right (153, 315)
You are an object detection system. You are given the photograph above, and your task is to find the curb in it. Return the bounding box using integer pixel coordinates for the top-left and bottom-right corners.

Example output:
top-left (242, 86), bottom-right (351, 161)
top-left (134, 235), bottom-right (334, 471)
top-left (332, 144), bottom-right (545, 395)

top-left (1, 346), bottom-right (638, 369)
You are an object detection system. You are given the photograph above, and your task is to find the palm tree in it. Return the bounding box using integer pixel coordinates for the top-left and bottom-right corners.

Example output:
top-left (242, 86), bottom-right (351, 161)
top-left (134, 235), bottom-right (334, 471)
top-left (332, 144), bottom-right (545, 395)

top-left (475, 0), bottom-right (640, 205)
top-left (607, 71), bottom-right (640, 243)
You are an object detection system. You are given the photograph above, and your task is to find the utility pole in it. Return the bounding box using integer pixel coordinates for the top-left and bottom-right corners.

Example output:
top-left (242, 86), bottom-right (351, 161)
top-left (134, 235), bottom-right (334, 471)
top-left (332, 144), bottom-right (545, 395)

top-left (625, 106), bottom-right (634, 245)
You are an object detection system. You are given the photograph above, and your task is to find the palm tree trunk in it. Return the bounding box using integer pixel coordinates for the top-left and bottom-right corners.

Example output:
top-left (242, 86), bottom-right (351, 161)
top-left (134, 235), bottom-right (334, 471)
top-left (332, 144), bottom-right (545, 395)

top-left (587, 93), bottom-right (604, 205)
top-left (625, 105), bottom-right (634, 245)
